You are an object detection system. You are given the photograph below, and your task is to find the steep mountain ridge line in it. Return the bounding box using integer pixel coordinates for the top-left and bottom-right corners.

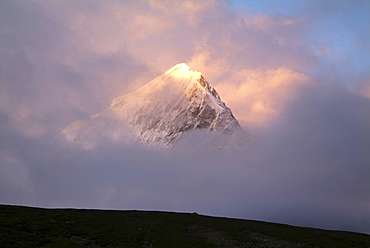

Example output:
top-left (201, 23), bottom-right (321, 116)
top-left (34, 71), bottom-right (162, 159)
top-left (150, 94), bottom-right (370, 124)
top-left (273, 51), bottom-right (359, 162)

top-left (62, 63), bottom-right (247, 148)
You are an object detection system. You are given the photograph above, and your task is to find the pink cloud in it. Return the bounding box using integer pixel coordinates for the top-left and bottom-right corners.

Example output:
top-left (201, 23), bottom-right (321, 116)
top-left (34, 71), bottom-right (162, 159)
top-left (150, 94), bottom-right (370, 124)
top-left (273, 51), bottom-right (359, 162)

top-left (0, 0), bottom-right (361, 133)
top-left (216, 67), bottom-right (309, 127)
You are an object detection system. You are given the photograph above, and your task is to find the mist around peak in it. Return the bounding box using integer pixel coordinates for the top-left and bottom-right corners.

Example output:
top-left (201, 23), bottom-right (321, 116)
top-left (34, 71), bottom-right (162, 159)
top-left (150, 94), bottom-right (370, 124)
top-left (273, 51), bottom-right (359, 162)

top-left (61, 63), bottom-right (248, 149)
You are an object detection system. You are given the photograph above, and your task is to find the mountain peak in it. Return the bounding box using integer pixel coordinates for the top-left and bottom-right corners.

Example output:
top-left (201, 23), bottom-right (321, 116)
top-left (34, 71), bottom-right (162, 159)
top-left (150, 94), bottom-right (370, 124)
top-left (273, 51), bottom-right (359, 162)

top-left (165, 63), bottom-right (192, 74)
top-left (164, 63), bottom-right (198, 80)
top-left (62, 63), bottom-right (248, 149)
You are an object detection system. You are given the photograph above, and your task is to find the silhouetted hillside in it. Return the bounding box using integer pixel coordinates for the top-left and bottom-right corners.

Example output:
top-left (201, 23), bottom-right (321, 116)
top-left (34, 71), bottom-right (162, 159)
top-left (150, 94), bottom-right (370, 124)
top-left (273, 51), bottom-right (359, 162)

top-left (1, 205), bottom-right (369, 247)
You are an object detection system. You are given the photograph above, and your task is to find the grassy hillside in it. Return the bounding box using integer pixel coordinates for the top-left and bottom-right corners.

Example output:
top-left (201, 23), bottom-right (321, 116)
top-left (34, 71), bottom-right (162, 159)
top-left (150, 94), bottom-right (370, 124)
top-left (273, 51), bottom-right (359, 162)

top-left (1, 204), bottom-right (369, 248)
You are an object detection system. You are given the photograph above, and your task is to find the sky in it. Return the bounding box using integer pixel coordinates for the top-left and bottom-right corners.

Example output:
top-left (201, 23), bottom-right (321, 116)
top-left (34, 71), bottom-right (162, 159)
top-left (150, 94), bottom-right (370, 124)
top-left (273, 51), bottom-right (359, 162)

top-left (1, 0), bottom-right (370, 234)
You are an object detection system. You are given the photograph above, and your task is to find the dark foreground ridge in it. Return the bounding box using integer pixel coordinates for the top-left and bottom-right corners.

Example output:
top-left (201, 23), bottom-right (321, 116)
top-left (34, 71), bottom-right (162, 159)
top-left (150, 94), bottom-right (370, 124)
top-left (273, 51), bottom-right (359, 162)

top-left (1, 205), bottom-right (369, 248)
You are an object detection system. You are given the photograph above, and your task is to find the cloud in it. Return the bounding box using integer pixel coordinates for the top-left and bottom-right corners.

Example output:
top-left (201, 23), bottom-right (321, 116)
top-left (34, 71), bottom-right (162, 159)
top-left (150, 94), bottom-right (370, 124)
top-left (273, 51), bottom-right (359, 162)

top-left (216, 67), bottom-right (309, 126)
top-left (356, 75), bottom-right (370, 99)
top-left (0, 0), bottom-right (155, 136)
top-left (1, 0), bottom-right (370, 235)
top-left (0, 0), bottom-right (319, 132)
top-left (1, 83), bottom-right (370, 234)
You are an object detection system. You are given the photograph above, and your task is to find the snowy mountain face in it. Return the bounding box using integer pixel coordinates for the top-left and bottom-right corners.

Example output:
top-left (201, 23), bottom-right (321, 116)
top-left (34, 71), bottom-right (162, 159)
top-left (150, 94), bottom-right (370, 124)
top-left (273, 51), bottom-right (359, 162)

top-left (62, 63), bottom-right (247, 149)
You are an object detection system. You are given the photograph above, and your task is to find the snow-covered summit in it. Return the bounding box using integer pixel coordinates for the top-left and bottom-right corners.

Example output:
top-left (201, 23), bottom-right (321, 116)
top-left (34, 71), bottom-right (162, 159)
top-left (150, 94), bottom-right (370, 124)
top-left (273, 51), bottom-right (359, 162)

top-left (62, 63), bottom-right (247, 149)
top-left (165, 62), bottom-right (192, 74)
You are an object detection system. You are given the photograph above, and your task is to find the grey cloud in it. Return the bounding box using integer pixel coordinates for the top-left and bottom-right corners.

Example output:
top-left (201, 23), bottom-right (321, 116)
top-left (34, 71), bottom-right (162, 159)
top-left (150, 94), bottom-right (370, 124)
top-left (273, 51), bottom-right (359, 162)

top-left (0, 0), bottom-right (153, 135)
top-left (1, 83), bottom-right (370, 234)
